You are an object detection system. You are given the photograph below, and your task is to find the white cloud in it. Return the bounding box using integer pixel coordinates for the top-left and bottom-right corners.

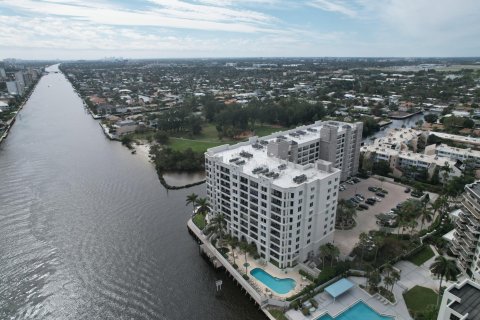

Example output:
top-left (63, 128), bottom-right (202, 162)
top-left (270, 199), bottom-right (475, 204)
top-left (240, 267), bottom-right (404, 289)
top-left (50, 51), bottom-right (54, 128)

top-left (308, 0), bottom-right (357, 17)
top-left (1, 0), bottom-right (278, 33)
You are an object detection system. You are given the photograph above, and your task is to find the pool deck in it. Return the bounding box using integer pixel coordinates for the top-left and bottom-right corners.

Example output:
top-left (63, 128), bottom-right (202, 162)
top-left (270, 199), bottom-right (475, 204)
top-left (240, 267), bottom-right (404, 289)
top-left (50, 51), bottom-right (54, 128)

top-left (286, 276), bottom-right (409, 320)
top-left (229, 248), bottom-right (312, 299)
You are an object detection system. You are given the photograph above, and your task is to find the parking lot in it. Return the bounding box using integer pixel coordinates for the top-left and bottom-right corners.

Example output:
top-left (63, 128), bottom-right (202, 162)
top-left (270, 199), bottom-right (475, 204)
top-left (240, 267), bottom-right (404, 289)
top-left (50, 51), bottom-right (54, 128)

top-left (334, 177), bottom-right (436, 256)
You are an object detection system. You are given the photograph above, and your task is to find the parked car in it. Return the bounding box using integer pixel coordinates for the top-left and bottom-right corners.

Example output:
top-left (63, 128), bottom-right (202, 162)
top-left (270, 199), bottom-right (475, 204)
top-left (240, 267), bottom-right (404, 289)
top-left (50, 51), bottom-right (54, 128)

top-left (374, 197), bottom-right (382, 202)
top-left (347, 180), bottom-right (355, 185)
top-left (358, 204), bottom-right (369, 210)
top-left (353, 177), bottom-right (361, 183)
top-left (404, 187), bottom-right (411, 193)
top-left (368, 186), bottom-right (378, 192)
top-left (355, 193), bottom-right (364, 200)
top-left (376, 192), bottom-right (386, 198)
top-left (350, 197), bottom-right (360, 203)
top-left (365, 199), bottom-right (376, 205)
top-left (411, 191), bottom-right (424, 198)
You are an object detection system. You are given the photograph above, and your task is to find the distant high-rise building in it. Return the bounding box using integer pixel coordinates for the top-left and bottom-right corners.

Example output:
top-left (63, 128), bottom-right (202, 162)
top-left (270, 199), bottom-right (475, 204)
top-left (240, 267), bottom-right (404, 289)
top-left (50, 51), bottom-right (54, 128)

top-left (6, 81), bottom-right (18, 95)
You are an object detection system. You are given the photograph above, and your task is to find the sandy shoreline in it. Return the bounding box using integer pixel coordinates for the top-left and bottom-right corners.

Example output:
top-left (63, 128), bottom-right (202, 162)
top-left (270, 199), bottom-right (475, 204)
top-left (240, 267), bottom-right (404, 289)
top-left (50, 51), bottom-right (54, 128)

top-left (134, 142), bottom-right (153, 163)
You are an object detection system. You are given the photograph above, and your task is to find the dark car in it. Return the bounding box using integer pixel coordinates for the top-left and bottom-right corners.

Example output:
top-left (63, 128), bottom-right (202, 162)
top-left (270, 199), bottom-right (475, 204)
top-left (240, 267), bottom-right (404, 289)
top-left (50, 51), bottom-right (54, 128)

top-left (404, 187), bottom-right (411, 193)
top-left (353, 177), bottom-right (361, 183)
top-left (376, 192), bottom-right (386, 198)
top-left (411, 191), bottom-right (424, 198)
top-left (368, 186), bottom-right (378, 192)
top-left (359, 204), bottom-right (369, 210)
top-left (365, 199), bottom-right (376, 205)
top-left (350, 197), bottom-right (360, 203)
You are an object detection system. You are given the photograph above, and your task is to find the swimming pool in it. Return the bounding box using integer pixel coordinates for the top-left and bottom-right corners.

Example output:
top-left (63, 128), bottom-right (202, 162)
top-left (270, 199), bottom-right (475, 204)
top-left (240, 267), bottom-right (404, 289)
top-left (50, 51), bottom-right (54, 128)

top-left (250, 268), bottom-right (296, 294)
top-left (316, 301), bottom-right (394, 320)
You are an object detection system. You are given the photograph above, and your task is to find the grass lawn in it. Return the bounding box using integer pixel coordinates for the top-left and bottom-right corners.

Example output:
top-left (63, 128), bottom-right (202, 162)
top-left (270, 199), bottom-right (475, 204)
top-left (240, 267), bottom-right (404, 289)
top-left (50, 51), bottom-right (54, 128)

top-left (168, 123), bottom-right (286, 153)
top-left (268, 309), bottom-right (288, 320)
top-left (403, 286), bottom-right (438, 316)
top-left (408, 246), bottom-right (435, 266)
top-left (169, 138), bottom-right (225, 152)
top-left (192, 213), bottom-right (206, 230)
top-left (253, 125), bottom-right (284, 137)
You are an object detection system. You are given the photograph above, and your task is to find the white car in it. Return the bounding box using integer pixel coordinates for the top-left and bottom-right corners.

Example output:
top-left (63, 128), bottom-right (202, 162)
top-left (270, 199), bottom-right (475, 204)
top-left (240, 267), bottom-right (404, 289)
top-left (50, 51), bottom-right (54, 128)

top-left (374, 197), bottom-right (382, 202)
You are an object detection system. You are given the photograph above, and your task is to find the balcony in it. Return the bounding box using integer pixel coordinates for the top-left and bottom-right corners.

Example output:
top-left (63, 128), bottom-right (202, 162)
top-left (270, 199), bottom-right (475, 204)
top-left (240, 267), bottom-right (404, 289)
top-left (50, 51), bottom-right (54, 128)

top-left (466, 224), bottom-right (480, 235)
top-left (458, 249), bottom-right (473, 262)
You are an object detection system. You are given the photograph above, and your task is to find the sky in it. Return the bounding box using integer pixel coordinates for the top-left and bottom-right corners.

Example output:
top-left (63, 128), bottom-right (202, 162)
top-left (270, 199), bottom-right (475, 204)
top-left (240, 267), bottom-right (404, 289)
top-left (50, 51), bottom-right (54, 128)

top-left (0, 0), bottom-right (479, 60)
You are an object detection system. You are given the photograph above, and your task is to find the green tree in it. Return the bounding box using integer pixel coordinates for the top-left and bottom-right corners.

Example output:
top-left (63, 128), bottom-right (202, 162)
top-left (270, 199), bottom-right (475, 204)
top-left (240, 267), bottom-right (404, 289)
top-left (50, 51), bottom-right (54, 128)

top-left (336, 199), bottom-right (357, 228)
top-left (424, 113), bottom-right (438, 124)
top-left (239, 241), bottom-right (250, 274)
top-left (186, 193), bottom-right (198, 212)
top-left (430, 256), bottom-right (459, 307)
top-left (358, 232), bottom-right (369, 262)
top-left (229, 237), bottom-right (238, 266)
top-left (368, 270), bottom-right (381, 292)
top-left (205, 214), bottom-right (226, 246)
top-left (196, 197), bottom-right (210, 215)
top-left (319, 244), bottom-right (330, 269)
top-left (420, 207), bottom-right (434, 231)
top-left (154, 130), bottom-right (169, 144)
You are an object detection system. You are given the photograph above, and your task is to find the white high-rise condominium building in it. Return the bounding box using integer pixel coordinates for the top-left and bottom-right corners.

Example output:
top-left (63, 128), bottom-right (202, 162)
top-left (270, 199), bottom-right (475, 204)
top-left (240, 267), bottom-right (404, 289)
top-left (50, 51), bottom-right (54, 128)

top-left (205, 121), bottom-right (361, 269)
top-left (451, 181), bottom-right (480, 282)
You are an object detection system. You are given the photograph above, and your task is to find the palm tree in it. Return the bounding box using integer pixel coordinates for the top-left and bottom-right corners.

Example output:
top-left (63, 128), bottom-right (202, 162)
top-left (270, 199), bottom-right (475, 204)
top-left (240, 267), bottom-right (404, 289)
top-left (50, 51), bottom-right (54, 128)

top-left (319, 244), bottom-right (330, 269)
top-left (373, 235), bottom-right (384, 264)
top-left (186, 193), bottom-right (198, 213)
top-left (239, 241), bottom-right (250, 274)
top-left (329, 244), bottom-right (340, 267)
top-left (383, 274), bottom-right (394, 293)
top-left (229, 237), bottom-right (238, 266)
top-left (358, 232), bottom-right (369, 262)
top-left (420, 207), bottom-right (434, 231)
top-left (336, 199), bottom-right (357, 228)
top-left (430, 256), bottom-right (459, 307)
top-left (196, 197), bottom-right (210, 215)
top-left (390, 270), bottom-right (401, 292)
top-left (407, 220), bottom-right (418, 235)
top-left (205, 214), bottom-right (226, 246)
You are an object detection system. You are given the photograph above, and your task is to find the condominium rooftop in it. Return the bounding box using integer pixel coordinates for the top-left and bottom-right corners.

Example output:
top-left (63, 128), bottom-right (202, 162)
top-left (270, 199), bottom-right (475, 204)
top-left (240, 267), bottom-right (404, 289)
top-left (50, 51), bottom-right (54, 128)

top-left (373, 128), bottom-right (422, 148)
top-left (361, 144), bottom-right (399, 157)
top-left (437, 143), bottom-right (480, 157)
top-left (449, 282), bottom-right (480, 319)
top-left (431, 131), bottom-right (480, 146)
top-left (207, 139), bottom-right (339, 189)
top-left (257, 120), bottom-right (356, 145)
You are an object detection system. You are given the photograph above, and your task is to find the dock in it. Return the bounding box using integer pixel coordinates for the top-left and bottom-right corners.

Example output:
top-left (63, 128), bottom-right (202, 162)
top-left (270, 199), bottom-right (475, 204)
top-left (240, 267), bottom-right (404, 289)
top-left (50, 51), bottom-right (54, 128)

top-left (187, 219), bottom-right (285, 320)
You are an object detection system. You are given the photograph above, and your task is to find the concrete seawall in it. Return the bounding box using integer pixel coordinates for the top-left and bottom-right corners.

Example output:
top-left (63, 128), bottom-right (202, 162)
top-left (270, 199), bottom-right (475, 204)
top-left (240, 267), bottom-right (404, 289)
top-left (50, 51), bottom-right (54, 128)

top-left (187, 218), bottom-right (283, 320)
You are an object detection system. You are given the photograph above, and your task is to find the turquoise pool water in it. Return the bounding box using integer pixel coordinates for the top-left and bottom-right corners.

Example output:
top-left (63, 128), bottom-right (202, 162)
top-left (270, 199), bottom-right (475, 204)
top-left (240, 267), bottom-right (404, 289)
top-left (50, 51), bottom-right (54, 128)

top-left (317, 301), bottom-right (394, 320)
top-left (250, 268), bottom-right (296, 294)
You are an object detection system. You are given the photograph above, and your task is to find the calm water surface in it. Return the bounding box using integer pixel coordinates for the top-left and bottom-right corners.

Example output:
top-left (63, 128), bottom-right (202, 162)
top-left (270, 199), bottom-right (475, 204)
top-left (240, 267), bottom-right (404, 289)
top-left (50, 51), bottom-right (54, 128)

top-left (0, 65), bottom-right (264, 320)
